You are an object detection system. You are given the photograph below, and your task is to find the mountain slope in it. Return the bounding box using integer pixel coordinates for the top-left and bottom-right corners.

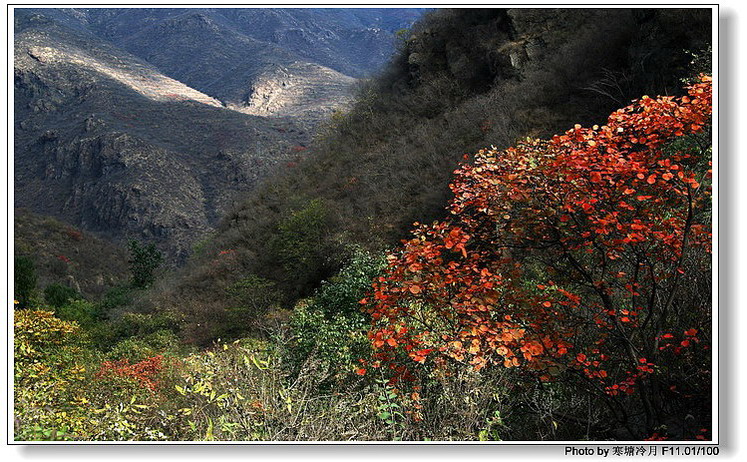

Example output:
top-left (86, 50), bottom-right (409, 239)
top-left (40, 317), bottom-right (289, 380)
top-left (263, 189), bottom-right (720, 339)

top-left (20, 8), bottom-right (426, 123)
top-left (14, 208), bottom-right (130, 299)
top-left (154, 8), bottom-right (712, 343)
top-left (115, 11), bottom-right (356, 124)
top-left (44, 7), bottom-right (425, 78)
top-left (14, 11), bottom-right (308, 261)
top-left (202, 8), bottom-right (427, 78)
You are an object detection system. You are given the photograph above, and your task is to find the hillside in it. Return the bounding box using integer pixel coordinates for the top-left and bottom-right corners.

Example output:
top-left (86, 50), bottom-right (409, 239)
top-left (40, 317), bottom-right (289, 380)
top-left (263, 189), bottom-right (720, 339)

top-left (157, 8), bottom-right (712, 342)
top-left (109, 10), bottom-right (354, 122)
top-left (14, 208), bottom-right (129, 299)
top-left (14, 11), bottom-right (309, 261)
top-left (13, 8), bottom-right (425, 260)
top-left (50, 7), bottom-right (426, 78)
top-left (19, 8), bottom-right (426, 123)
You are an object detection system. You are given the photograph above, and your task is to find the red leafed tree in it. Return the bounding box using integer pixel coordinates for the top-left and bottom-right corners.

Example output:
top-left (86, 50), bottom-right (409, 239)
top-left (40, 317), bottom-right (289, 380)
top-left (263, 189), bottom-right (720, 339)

top-left (361, 76), bottom-right (712, 439)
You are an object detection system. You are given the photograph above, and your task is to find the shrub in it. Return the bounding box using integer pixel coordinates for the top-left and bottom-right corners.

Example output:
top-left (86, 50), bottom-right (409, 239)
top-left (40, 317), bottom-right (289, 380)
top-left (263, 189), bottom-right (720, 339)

top-left (14, 309), bottom-right (79, 364)
top-left (44, 283), bottom-right (80, 308)
top-left (128, 240), bottom-right (163, 289)
top-left (362, 77), bottom-right (713, 440)
top-left (55, 299), bottom-right (100, 327)
top-left (13, 309), bottom-right (94, 441)
top-left (88, 311), bottom-right (180, 352)
top-left (286, 249), bottom-right (386, 382)
top-left (269, 199), bottom-right (331, 290)
top-left (107, 330), bottom-right (182, 363)
top-left (14, 256), bottom-right (38, 308)
top-left (95, 355), bottom-right (168, 392)
top-left (98, 286), bottom-right (134, 315)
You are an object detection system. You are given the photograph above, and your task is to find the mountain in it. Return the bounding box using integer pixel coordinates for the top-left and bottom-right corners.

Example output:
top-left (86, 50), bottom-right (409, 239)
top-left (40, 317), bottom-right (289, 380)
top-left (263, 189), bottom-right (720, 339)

top-left (14, 8), bottom-right (424, 261)
top-left (40, 8), bottom-right (426, 77)
top-left (14, 11), bottom-right (310, 261)
top-left (112, 11), bottom-right (356, 125)
top-left (18, 8), bottom-right (426, 122)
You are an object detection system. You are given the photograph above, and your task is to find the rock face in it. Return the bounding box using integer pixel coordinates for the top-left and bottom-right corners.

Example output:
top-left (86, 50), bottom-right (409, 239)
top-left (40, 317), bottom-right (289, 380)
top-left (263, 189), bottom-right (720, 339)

top-left (235, 62), bottom-right (356, 125)
top-left (13, 7), bottom-right (426, 261)
top-left (14, 11), bottom-right (309, 261)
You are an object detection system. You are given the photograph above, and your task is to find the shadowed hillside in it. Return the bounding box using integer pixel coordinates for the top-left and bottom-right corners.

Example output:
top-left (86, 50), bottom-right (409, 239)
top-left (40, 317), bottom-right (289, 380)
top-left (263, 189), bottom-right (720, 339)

top-left (14, 11), bottom-right (309, 261)
top-left (14, 208), bottom-right (129, 299)
top-left (155, 8), bottom-right (711, 343)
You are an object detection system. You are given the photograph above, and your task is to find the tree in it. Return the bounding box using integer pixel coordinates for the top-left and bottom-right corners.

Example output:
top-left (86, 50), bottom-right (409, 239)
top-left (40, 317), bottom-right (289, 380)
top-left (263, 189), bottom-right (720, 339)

top-left (361, 76), bottom-right (712, 439)
top-left (14, 256), bottom-right (38, 309)
top-left (128, 241), bottom-right (163, 289)
top-left (270, 198), bottom-right (331, 293)
top-left (221, 275), bottom-right (280, 338)
top-left (44, 284), bottom-right (80, 308)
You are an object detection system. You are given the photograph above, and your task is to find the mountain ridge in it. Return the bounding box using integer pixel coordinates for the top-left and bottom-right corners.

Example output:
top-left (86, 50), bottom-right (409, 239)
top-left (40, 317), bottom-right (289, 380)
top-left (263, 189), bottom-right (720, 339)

top-left (14, 11), bottom-right (309, 261)
top-left (13, 7), bottom-right (423, 261)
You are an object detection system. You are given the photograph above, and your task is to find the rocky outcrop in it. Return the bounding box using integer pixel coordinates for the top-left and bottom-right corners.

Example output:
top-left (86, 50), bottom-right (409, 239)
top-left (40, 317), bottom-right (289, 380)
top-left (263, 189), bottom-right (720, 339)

top-left (234, 62), bottom-right (355, 124)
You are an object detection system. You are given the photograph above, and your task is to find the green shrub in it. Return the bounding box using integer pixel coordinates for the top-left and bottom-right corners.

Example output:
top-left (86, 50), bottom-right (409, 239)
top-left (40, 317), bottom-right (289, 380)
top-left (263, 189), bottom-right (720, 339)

top-left (269, 199), bottom-right (331, 292)
top-left (44, 284), bottom-right (80, 308)
top-left (128, 241), bottom-right (163, 289)
top-left (286, 249), bottom-right (386, 381)
top-left (98, 286), bottom-right (134, 314)
top-left (107, 330), bottom-right (181, 363)
top-left (55, 299), bottom-right (100, 327)
top-left (89, 311), bottom-right (180, 352)
top-left (14, 256), bottom-right (38, 308)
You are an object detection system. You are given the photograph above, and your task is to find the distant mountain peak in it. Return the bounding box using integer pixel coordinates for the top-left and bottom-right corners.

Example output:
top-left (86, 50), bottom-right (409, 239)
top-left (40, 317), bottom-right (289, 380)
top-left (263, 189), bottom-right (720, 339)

top-left (21, 42), bottom-right (223, 108)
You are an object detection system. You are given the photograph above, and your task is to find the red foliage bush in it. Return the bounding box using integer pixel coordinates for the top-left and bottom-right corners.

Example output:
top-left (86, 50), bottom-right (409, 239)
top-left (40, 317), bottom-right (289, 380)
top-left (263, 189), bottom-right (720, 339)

top-left (96, 355), bottom-right (166, 391)
top-left (361, 76), bottom-right (712, 437)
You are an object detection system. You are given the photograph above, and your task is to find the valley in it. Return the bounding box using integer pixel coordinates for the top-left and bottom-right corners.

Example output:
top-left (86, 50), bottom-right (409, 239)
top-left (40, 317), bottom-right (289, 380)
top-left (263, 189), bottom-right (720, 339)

top-left (14, 8), bottom-right (420, 260)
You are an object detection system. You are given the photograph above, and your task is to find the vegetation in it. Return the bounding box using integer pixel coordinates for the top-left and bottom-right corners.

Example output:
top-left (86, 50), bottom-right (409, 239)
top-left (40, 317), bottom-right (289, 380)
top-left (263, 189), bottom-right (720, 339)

top-left (128, 240), bottom-right (164, 289)
top-left (269, 198), bottom-right (334, 297)
top-left (44, 283), bottom-right (80, 308)
top-left (14, 208), bottom-right (129, 299)
top-left (362, 76), bottom-right (712, 440)
top-left (155, 9), bottom-right (712, 346)
top-left (12, 264), bottom-right (520, 441)
top-left (14, 74), bottom-right (712, 441)
top-left (14, 256), bottom-right (37, 309)
top-left (12, 8), bottom-right (713, 442)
